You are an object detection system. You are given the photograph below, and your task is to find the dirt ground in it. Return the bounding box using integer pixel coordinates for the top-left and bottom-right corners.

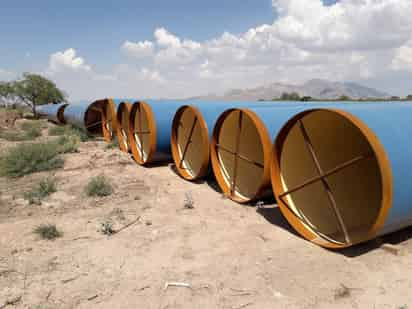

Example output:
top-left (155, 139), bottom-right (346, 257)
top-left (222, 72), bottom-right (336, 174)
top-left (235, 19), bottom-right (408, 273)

top-left (1, 118), bottom-right (412, 309)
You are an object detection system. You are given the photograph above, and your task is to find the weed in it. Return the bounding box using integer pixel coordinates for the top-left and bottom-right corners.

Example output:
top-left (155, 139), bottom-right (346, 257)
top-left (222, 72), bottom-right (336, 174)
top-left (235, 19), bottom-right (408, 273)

top-left (0, 121), bottom-right (42, 141)
top-left (70, 126), bottom-right (92, 142)
top-left (21, 121), bottom-right (43, 139)
top-left (0, 142), bottom-right (64, 177)
top-left (86, 175), bottom-right (113, 197)
top-left (334, 284), bottom-right (351, 300)
top-left (24, 177), bottom-right (57, 205)
top-left (33, 224), bottom-right (62, 240)
top-left (55, 135), bottom-right (79, 154)
top-left (0, 130), bottom-right (27, 141)
top-left (25, 127), bottom-right (42, 139)
top-left (20, 121), bottom-right (44, 131)
top-left (48, 125), bottom-right (67, 136)
top-left (48, 125), bottom-right (92, 142)
top-left (100, 220), bottom-right (115, 235)
top-left (183, 192), bottom-right (194, 209)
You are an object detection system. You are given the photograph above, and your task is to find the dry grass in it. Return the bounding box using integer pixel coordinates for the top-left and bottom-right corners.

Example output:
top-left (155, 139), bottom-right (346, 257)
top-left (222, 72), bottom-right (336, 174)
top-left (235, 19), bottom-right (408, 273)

top-left (33, 224), bottom-right (63, 240)
top-left (24, 177), bottom-right (57, 205)
top-left (0, 142), bottom-right (64, 177)
top-left (85, 175), bottom-right (113, 197)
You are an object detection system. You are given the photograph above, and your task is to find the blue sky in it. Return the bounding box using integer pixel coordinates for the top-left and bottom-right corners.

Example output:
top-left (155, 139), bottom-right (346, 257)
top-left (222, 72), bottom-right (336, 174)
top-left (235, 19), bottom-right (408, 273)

top-left (1, 0), bottom-right (411, 100)
top-left (1, 1), bottom-right (276, 71)
top-left (0, 0), bottom-right (338, 72)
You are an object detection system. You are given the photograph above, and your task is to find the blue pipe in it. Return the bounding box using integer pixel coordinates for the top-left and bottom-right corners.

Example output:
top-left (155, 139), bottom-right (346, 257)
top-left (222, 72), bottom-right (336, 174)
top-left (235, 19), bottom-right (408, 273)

top-left (210, 102), bottom-right (403, 204)
top-left (268, 102), bottom-right (412, 248)
top-left (171, 101), bottom-right (305, 180)
top-left (63, 101), bottom-right (105, 135)
top-left (37, 103), bottom-right (68, 123)
top-left (129, 100), bottom-right (186, 165)
top-left (63, 102), bottom-right (90, 130)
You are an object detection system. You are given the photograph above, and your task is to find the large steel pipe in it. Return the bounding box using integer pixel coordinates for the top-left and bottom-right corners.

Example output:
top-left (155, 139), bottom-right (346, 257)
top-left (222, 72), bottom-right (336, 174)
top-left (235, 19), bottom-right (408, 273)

top-left (37, 103), bottom-right (68, 124)
top-left (171, 101), bottom-right (295, 181)
top-left (210, 102), bottom-right (392, 204)
top-left (63, 100), bottom-right (107, 136)
top-left (129, 100), bottom-right (184, 165)
top-left (116, 101), bottom-right (133, 153)
top-left (271, 103), bottom-right (412, 249)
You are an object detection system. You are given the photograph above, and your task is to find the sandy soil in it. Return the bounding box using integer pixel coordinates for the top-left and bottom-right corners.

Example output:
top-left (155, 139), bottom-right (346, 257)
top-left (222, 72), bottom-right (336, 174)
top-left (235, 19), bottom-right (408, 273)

top-left (1, 119), bottom-right (412, 309)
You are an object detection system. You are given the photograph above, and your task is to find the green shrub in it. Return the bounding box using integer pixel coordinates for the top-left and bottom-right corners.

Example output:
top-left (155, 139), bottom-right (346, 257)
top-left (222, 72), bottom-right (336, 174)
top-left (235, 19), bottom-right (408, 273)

top-left (70, 126), bottom-right (92, 142)
top-left (100, 220), bottom-right (115, 235)
top-left (24, 127), bottom-right (42, 139)
top-left (33, 224), bottom-right (62, 240)
top-left (0, 142), bottom-right (64, 177)
top-left (20, 121), bottom-right (43, 131)
top-left (0, 121), bottom-right (43, 141)
top-left (86, 175), bottom-right (113, 197)
top-left (24, 177), bottom-right (57, 205)
top-left (55, 135), bottom-right (79, 154)
top-left (48, 125), bottom-right (92, 142)
top-left (48, 125), bottom-right (67, 136)
top-left (0, 130), bottom-right (27, 141)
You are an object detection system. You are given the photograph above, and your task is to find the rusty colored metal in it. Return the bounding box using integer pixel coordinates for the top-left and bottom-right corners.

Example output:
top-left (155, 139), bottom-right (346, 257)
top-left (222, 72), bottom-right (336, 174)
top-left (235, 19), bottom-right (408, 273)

top-left (116, 101), bottom-right (133, 153)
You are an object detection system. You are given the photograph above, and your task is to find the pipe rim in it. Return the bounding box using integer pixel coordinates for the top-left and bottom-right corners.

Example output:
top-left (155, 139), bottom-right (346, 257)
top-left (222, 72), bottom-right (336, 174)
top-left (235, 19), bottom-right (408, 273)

top-left (116, 102), bottom-right (132, 153)
top-left (57, 104), bottom-right (69, 124)
top-left (210, 108), bottom-right (272, 203)
top-left (84, 100), bottom-right (107, 137)
top-left (128, 101), bottom-right (157, 165)
top-left (171, 105), bottom-right (210, 180)
top-left (270, 108), bottom-right (393, 249)
top-left (101, 99), bottom-right (119, 142)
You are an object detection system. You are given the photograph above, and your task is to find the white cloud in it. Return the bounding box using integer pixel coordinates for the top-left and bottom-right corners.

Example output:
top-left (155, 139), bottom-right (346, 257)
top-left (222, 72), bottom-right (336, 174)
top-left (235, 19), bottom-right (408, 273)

top-left (121, 40), bottom-right (154, 58)
top-left (272, 0), bottom-right (412, 52)
top-left (392, 41), bottom-right (412, 70)
top-left (154, 27), bottom-right (181, 48)
top-left (37, 0), bottom-right (412, 99)
top-left (48, 48), bottom-right (92, 73)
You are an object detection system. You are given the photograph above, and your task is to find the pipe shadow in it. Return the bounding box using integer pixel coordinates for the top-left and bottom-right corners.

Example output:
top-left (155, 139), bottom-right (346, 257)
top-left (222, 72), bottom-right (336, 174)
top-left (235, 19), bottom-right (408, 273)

top-left (144, 161), bottom-right (172, 168)
top-left (168, 164), bottom-right (207, 184)
top-left (338, 226), bottom-right (412, 258)
top-left (128, 154), bottom-right (172, 168)
top-left (205, 174), bottom-right (223, 193)
top-left (255, 203), bottom-right (412, 257)
top-left (256, 205), bottom-right (301, 238)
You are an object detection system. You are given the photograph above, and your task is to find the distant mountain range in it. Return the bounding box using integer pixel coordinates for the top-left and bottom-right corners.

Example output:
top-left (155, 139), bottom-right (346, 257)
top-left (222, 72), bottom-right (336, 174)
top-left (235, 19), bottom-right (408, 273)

top-left (191, 79), bottom-right (391, 101)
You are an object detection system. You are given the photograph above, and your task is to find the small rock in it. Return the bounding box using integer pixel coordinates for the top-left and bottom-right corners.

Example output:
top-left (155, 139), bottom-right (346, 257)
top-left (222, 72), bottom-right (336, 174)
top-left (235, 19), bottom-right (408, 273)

top-left (381, 243), bottom-right (404, 256)
top-left (134, 196), bottom-right (141, 201)
top-left (145, 221), bottom-right (152, 226)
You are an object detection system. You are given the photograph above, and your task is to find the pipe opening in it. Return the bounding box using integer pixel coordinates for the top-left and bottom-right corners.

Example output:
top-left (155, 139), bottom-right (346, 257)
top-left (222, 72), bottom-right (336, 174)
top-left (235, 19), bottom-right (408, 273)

top-left (274, 109), bottom-right (384, 246)
top-left (171, 106), bottom-right (208, 180)
top-left (57, 104), bottom-right (69, 124)
top-left (129, 102), bottom-right (153, 164)
top-left (213, 109), bottom-right (268, 202)
top-left (85, 101), bottom-right (105, 135)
